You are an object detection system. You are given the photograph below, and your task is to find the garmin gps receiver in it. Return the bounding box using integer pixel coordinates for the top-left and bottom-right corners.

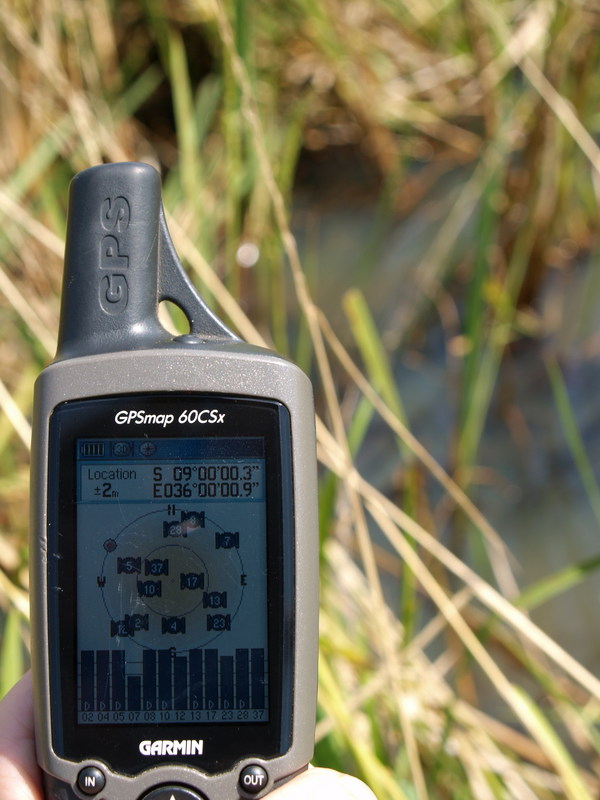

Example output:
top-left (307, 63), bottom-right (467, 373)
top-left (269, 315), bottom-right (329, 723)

top-left (30, 162), bottom-right (319, 800)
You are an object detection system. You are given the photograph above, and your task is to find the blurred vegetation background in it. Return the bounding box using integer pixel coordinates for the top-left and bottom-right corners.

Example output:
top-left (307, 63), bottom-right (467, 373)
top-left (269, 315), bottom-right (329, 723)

top-left (2, 0), bottom-right (600, 797)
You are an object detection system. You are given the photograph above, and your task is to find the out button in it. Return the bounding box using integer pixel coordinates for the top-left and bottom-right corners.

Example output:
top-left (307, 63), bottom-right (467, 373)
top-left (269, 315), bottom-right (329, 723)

top-left (239, 765), bottom-right (269, 795)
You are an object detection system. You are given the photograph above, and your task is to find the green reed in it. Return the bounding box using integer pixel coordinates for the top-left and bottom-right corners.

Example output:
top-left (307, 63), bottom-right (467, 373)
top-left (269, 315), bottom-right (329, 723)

top-left (1, 1), bottom-right (600, 797)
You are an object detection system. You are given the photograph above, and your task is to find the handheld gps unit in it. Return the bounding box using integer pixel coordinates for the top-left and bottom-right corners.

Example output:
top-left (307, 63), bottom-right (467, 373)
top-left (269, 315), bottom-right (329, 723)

top-left (30, 162), bottom-right (318, 800)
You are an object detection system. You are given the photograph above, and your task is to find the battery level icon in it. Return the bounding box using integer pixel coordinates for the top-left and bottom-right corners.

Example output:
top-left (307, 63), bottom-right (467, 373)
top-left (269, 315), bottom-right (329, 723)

top-left (80, 442), bottom-right (105, 457)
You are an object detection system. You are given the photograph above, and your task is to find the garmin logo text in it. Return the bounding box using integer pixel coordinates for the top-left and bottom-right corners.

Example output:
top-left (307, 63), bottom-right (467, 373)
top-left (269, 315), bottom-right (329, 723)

top-left (115, 409), bottom-right (226, 426)
top-left (139, 739), bottom-right (204, 756)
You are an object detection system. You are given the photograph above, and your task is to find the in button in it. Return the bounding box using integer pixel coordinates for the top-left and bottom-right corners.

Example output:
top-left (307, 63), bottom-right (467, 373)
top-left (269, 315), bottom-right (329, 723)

top-left (77, 767), bottom-right (106, 795)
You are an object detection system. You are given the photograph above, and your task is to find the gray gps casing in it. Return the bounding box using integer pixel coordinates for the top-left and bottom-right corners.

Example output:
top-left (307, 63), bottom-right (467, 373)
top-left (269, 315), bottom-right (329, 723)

top-left (29, 163), bottom-right (318, 800)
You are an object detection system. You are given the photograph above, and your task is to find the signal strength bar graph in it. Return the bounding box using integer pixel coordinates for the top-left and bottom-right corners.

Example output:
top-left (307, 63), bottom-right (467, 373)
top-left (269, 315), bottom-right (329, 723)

top-left (78, 647), bottom-right (267, 722)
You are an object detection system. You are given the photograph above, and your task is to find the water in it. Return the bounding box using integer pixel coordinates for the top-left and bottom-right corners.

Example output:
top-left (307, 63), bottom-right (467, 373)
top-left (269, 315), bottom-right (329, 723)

top-left (293, 186), bottom-right (600, 673)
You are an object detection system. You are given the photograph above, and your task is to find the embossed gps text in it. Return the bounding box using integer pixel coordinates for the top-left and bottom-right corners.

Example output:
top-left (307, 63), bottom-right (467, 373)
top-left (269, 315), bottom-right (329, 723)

top-left (99, 195), bottom-right (130, 315)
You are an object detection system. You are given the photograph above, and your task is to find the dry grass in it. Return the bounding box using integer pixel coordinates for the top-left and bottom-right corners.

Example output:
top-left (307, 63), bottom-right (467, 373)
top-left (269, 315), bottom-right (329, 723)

top-left (1, 1), bottom-right (600, 797)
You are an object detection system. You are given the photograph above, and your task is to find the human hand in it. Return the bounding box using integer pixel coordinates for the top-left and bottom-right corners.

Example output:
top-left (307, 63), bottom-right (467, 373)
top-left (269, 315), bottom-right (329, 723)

top-left (268, 767), bottom-right (377, 799)
top-left (0, 672), bottom-right (375, 800)
top-left (0, 672), bottom-right (41, 800)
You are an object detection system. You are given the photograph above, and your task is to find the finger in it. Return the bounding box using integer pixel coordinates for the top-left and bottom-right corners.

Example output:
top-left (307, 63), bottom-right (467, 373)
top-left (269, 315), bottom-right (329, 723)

top-left (269, 767), bottom-right (377, 800)
top-left (0, 671), bottom-right (42, 800)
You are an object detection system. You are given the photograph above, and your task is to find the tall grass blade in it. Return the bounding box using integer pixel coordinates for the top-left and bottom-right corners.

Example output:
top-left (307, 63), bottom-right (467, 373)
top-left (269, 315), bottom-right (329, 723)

top-left (517, 553), bottom-right (600, 611)
top-left (342, 288), bottom-right (408, 430)
top-left (0, 607), bottom-right (24, 699)
top-left (511, 686), bottom-right (594, 800)
top-left (546, 355), bottom-right (600, 526)
top-left (342, 287), bottom-right (421, 637)
top-left (166, 28), bottom-right (202, 217)
top-left (319, 654), bottom-right (411, 800)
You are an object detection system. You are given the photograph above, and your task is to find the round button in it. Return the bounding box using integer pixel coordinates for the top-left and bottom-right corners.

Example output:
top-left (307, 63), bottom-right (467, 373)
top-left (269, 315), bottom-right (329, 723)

top-left (77, 767), bottom-right (106, 795)
top-left (239, 765), bottom-right (269, 795)
top-left (141, 786), bottom-right (206, 800)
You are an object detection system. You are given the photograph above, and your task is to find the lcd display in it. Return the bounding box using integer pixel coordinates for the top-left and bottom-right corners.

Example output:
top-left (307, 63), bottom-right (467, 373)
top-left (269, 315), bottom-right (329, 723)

top-left (75, 436), bottom-right (269, 725)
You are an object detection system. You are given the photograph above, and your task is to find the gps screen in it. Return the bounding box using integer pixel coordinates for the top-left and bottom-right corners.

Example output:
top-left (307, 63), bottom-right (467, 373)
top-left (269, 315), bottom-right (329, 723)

top-left (75, 436), bottom-right (269, 726)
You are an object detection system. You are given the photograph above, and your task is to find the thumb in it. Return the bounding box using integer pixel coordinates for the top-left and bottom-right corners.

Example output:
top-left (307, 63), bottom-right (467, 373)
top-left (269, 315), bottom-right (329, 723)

top-left (269, 767), bottom-right (377, 800)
